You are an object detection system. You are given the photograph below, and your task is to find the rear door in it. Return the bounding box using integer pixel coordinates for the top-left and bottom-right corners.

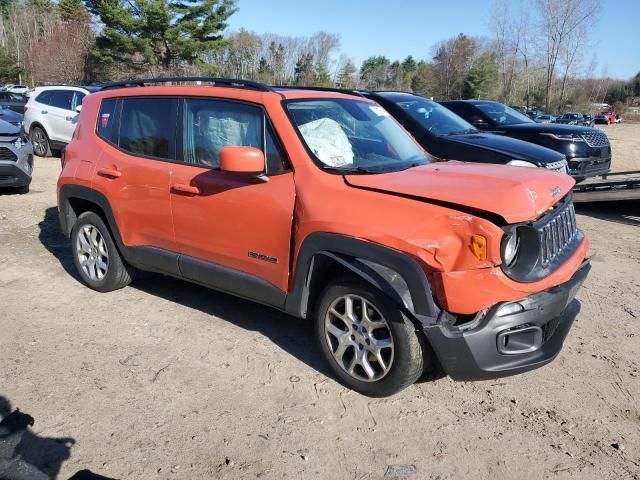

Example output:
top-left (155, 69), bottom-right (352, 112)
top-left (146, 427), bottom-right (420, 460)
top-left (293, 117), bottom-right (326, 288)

top-left (92, 96), bottom-right (178, 261)
top-left (169, 97), bottom-right (295, 292)
top-left (45, 89), bottom-right (77, 142)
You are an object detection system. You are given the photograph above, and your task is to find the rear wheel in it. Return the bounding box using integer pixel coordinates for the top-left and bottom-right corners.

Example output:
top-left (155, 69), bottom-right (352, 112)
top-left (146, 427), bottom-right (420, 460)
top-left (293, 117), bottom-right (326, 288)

top-left (30, 126), bottom-right (51, 157)
top-left (315, 280), bottom-right (424, 397)
top-left (70, 212), bottom-right (133, 292)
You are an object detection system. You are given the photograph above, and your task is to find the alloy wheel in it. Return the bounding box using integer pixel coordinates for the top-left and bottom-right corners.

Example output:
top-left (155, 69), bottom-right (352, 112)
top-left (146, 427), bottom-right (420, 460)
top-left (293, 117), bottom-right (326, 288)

top-left (324, 294), bottom-right (394, 382)
top-left (76, 224), bottom-right (109, 281)
top-left (32, 129), bottom-right (47, 157)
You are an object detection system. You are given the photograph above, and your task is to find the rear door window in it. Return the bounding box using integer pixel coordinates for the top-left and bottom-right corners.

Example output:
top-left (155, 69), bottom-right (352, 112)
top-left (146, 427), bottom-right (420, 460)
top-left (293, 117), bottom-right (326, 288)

top-left (118, 97), bottom-right (178, 160)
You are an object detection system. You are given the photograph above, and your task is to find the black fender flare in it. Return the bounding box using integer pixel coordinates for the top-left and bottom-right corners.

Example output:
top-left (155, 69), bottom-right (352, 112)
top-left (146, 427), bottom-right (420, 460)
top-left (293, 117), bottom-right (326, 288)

top-left (58, 184), bottom-right (125, 248)
top-left (284, 232), bottom-right (440, 325)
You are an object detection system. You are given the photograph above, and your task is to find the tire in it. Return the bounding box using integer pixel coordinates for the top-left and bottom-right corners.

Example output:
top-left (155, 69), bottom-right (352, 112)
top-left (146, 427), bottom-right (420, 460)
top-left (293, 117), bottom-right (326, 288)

top-left (30, 126), bottom-right (51, 157)
top-left (70, 211), bottom-right (133, 292)
top-left (315, 280), bottom-right (424, 397)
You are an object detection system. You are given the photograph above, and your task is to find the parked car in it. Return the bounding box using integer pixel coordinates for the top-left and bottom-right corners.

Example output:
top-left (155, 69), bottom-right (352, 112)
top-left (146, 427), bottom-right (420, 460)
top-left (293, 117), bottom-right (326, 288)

top-left (340, 91), bottom-right (568, 173)
top-left (0, 118), bottom-right (33, 193)
top-left (441, 100), bottom-right (611, 180)
top-left (57, 77), bottom-right (590, 397)
top-left (534, 114), bottom-right (557, 123)
top-left (594, 113), bottom-right (610, 125)
top-left (582, 114), bottom-right (595, 127)
top-left (525, 108), bottom-right (544, 119)
top-left (0, 91), bottom-right (27, 113)
top-left (24, 85), bottom-right (99, 156)
top-left (0, 106), bottom-right (24, 129)
top-left (555, 112), bottom-right (585, 125)
top-left (4, 84), bottom-right (29, 95)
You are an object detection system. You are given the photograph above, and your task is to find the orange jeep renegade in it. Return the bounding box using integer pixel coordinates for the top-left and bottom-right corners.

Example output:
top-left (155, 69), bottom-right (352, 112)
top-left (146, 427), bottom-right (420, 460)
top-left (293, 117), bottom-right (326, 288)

top-left (57, 77), bottom-right (590, 397)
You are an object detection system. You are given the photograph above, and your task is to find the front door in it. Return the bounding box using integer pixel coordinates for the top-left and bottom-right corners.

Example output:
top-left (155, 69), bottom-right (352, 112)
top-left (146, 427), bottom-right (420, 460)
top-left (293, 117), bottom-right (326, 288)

top-left (169, 98), bottom-right (295, 292)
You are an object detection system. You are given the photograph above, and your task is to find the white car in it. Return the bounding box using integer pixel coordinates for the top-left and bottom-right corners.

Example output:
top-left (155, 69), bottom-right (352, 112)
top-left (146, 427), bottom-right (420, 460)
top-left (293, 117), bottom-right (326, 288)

top-left (24, 85), bottom-right (98, 157)
top-left (4, 84), bottom-right (29, 94)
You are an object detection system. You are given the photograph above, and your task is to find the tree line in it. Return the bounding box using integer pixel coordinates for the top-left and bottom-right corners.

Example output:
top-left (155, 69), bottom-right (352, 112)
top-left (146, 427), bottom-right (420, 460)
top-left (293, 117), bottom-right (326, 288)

top-left (0, 0), bottom-right (637, 113)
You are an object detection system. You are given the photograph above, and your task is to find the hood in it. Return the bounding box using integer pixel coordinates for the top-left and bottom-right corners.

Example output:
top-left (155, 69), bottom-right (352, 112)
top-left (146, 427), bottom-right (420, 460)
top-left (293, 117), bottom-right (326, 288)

top-left (495, 122), bottom-right (600, 135)
top-left (345, 162), bottom-right (575, 224)
top-left (446, 133), bottom-right (564, 164)
top-left (0, 108), bottom-right (22, 126)
top-left (0, 117), bottom-right (20, 142)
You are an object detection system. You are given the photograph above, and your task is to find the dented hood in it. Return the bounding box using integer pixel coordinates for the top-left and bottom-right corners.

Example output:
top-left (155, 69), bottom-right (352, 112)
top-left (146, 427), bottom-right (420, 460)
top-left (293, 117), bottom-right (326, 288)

top-left (344, 162), bottom-right (575, 224)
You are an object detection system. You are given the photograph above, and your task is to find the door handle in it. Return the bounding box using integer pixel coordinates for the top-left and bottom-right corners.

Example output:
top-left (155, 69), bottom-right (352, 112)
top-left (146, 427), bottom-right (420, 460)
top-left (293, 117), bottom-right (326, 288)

top-left (65, 116), bottom-right (73, 121)
top-left (97, 167), bottom-right (121, 178)
top-left (41, 110), bottom-right (48, 114)
top-left (171, 183), bottom-right (201, 195)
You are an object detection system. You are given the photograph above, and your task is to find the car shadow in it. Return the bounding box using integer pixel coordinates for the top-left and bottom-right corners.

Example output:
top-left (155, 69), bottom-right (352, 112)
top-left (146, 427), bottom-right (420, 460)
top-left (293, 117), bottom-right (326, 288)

top-left (575, 199), bottom-right (640, 227)
top-left (0, 396), bottom-right (75, 479)
top-left (37, 207), bottom-right (331, 378)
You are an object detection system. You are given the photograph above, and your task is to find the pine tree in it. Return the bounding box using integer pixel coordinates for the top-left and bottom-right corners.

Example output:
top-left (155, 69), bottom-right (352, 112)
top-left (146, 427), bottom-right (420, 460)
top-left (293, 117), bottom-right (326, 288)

top-left (294, 53), bottom-right (314, 86)
top-left (58, 0), bottom-right (84, 20)
top-left (85, 0), bottom-right (237, 74)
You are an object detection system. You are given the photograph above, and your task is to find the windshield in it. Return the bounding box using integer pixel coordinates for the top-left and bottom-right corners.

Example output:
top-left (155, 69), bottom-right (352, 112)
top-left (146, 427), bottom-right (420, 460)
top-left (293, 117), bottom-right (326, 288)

top-left (286, 99), bottom-right (429, 173)
top-left (385, 95), bottom-right (476, 136)
top-left (474, 102), bottom-right (534, 125)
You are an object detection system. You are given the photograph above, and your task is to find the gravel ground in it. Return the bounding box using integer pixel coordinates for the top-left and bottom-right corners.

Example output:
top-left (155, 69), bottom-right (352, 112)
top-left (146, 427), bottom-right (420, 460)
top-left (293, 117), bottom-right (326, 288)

top-left (0, 124), bottom-right (638, 479)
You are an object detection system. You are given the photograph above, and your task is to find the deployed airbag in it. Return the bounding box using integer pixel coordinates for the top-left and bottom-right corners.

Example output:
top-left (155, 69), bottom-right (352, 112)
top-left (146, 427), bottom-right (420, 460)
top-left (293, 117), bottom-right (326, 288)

top-left (299, 118), bottom-right (354, 167)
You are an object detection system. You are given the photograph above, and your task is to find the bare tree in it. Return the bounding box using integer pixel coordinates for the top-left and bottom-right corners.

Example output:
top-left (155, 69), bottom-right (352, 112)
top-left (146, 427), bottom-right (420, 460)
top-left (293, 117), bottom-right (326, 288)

top-left (536, 0), bottom-right (600, 111)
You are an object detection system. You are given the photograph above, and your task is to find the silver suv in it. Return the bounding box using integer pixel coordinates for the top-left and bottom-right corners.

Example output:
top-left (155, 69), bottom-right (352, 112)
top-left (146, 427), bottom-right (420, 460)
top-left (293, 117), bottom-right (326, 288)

top-left (0, 119), bottom-right (33, 193)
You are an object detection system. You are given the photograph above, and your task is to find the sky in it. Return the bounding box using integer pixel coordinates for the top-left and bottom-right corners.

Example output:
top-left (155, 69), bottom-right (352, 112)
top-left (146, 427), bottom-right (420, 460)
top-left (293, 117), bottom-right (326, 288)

top-left (226, 0), bottom-right (640, 80)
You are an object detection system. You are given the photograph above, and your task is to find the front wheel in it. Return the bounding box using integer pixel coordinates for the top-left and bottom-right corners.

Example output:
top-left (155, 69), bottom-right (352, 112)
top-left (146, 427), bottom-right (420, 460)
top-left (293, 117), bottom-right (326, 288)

top-left (315, 280), bottom-right (425, 397)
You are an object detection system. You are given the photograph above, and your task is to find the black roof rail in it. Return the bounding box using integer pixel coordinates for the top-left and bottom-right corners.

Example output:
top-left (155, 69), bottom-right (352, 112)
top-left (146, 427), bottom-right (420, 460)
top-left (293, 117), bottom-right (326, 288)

top-left (96, 76), bottom-right (272, 92)
top-left (273, 85), bottom-right (369, 97)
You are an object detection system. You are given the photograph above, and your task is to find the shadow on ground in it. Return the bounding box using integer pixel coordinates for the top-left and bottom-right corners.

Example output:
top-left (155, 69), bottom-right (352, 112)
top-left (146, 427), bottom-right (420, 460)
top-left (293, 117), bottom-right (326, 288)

top-left (37, 207), bottom-right (331, 379)
top-left (0, 396), bottom-right (74, 479)
top-left (576, 199), bottom-right (640, 226)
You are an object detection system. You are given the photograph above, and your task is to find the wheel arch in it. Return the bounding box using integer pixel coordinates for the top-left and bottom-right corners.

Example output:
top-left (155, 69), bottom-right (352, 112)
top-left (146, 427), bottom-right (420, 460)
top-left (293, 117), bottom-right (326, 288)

top-left (284, 232), bottom-right (440, 326)
top-left (58, 184), bottom-right (124, 251)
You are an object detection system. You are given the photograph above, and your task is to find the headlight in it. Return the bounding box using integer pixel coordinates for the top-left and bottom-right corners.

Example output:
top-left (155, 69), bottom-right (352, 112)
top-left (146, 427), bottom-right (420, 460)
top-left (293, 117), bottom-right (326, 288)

top-left (507, 160), bottom-right (537, 168)
top-left (540, 133), bottom-right (584, 142)
top-left (502, 230), bottom-right (520, 267)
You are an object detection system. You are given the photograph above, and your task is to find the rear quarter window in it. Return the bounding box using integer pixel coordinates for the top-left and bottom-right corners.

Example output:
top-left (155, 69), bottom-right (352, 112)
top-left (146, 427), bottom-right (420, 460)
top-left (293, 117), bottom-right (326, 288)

top-left (96, 99), bottom-right (117, 143)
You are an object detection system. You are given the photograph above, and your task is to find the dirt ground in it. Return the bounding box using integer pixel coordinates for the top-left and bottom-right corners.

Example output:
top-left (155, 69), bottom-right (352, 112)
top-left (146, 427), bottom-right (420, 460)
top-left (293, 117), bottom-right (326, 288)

top-left (0, 124), bottom-right (639, 480)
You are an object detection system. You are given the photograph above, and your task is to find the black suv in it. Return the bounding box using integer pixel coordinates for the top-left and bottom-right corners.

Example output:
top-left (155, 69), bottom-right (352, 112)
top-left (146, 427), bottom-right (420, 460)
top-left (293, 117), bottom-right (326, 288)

top-left (357, 92), bottom-right (568, 174)
top-left (441, 100), bottom-right (611, 180)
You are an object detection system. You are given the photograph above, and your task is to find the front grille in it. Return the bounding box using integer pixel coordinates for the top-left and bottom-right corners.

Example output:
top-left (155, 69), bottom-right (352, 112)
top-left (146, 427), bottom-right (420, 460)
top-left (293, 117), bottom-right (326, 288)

top-left (0, 174), bottom-right (14, 181)
top-left (539, 200), bottom-right (578, 266)
top-left (581, 132), bottom-right (609, 147)
top-left (545, 159), bottom-right (568, 174)
top-left (0, 146), bottom-right (17, 161)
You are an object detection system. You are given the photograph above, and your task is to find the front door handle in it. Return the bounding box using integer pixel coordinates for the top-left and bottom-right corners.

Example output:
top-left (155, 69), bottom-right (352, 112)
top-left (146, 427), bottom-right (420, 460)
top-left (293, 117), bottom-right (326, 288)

top-left (65, 116), bottom-right (73, 121)
top-left (41, 110), bottom-right (48, 114)
top-left (171, 183), bottom-right (201, 195)
top-left (97, 167), bottom-right (121, 178)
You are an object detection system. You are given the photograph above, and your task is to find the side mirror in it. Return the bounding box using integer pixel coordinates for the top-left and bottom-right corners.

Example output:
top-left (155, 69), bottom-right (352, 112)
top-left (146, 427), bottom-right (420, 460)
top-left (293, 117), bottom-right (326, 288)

top-left (75, 105), bottom-right (82, 113)
top-left (219, 146), bottom-right (266, 179)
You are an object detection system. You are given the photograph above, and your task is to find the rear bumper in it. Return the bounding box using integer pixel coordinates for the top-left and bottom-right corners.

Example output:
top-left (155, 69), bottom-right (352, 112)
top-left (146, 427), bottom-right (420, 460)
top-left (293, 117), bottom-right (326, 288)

top-left (424, 260), bottom-right (590, 381)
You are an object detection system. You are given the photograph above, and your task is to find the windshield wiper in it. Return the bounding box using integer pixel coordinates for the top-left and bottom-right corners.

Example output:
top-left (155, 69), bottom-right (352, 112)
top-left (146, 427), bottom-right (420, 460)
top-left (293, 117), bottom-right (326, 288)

top-left (320, 165), bottom-right (382, 174)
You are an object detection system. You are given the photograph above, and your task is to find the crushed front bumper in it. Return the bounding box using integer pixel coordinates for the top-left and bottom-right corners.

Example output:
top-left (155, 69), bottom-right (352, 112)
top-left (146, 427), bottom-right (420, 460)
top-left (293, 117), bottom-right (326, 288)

top-left (0, 143), bottom-right (33, 188)
top-left (424, 260), bottom-right (590, 381)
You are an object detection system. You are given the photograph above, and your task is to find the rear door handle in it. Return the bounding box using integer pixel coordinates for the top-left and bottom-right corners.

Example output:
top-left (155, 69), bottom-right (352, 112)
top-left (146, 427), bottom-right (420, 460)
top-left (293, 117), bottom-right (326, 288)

top-left (41, 110), bottom-right (48, 114)
top-left (65, 116), bottom-right (73, 121)
top-left (171, 183), bottom-right (201, 195)
top-left (97, 167), bottom-right (121, 178)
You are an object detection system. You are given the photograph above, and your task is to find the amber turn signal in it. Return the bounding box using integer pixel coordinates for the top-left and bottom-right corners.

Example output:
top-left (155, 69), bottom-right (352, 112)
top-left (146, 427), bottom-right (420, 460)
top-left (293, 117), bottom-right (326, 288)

top-left (471, 234), bottom-right (487, 261)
